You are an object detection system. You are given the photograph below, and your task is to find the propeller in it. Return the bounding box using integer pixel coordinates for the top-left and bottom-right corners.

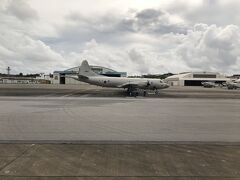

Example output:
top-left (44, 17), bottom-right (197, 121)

top-left (146, 81), bottom-right (151, 87)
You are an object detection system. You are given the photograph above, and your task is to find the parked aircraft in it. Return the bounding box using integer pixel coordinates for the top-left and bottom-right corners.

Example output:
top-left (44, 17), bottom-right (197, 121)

top-left (75, 60), bottom-right (169, 96)
top-left (226, 79), bottom-right (240, 89)
top-left (201, 81), bottom-right (218, 88)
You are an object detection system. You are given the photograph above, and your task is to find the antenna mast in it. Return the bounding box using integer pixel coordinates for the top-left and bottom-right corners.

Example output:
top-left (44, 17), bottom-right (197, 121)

top-left (7, 67), bottom-right (11, 75)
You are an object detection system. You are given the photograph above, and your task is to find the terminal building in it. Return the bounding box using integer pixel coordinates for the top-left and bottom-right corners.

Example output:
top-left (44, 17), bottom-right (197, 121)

top-left (0, 72), bottom-right (52, 84)
top-left (0, 77), bottom-right (37, 84)
top-left (53, 65), bottom-right (127, 84)
top-left (165, 72), bottom-right (229, 86)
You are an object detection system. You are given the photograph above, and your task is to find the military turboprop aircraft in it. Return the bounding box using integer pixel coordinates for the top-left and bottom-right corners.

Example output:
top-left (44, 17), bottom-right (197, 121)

top-left (75, 60), bottom-right (169, 96)
top-left (226, 79), bottom-right (240, 89)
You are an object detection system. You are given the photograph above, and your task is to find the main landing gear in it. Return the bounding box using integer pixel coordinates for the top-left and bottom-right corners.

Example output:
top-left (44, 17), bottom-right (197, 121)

top-left (127, 90), bottom-right (139, 97)
top-left (126, 89), bottom-right (160, 97)
top-left (127, 87), bottom-right (139, 97)
top-left (127, 89), bottom-right (148, 97)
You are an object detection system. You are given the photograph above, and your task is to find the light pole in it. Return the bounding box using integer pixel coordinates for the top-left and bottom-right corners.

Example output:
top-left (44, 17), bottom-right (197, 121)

top-left (7, 67), bottom-right (11, 75)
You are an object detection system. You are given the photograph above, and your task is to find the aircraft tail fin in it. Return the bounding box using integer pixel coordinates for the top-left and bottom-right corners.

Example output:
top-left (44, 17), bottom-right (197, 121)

top-left (79, 60), bottom-right (99, 78)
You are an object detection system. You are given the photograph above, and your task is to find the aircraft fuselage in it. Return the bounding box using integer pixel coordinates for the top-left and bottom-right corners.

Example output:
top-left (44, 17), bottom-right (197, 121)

top-left (80, 76), bottom-right (169, 90)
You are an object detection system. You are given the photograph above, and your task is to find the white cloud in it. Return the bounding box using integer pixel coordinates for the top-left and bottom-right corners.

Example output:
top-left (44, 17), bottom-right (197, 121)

top-left (176, 24), bottom-right (240, 74)
top-left (0, 28), bottom-right (68, 74)
top-left (0, 0), bottom-right (240, 75)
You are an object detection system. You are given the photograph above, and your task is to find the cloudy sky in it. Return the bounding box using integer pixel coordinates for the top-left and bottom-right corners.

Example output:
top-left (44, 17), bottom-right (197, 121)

top-left (0, 0), bottom-right (240, 75)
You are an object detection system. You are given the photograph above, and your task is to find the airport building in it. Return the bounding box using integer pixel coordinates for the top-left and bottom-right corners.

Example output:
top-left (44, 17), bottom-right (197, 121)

top-left (229, 74), bottom-right (240, 80)
top-left (0, 72), bottom-right (53, 84)
top-left (36, 73), bottom-right (54, 84)
top-left (0, 77), bottom-right (50, 84)
top-left (53, 65), bottom-right (127, 84)
top-left (165, 72), bottom-right (229, 86)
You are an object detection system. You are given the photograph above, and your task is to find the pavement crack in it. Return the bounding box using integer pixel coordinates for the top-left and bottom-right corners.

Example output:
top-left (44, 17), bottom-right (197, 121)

top-left (0, 144), bottom-right (35, 174)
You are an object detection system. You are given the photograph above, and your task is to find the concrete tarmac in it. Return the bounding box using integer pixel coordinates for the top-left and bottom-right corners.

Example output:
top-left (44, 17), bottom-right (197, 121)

top-left (0, 84), bottom-right (240, 179)
top-left (0, 96), bottom-right (240, 142)
top-left (0, 84), bottom-right (240, 98)
top-left (0, 144), bottom-right (240, 179)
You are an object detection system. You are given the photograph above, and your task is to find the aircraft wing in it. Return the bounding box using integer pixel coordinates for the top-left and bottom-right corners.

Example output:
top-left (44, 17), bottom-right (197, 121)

top-left (118, 81), bottom-right (148, 89)
top-left (66, 75), bottom-right (79, 81)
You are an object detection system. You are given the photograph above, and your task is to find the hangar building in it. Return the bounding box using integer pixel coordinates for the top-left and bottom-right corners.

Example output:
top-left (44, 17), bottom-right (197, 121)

top-left (53, 65), bottom-right (127, 84)
top-left (165, 72), bottom-right (229, 86)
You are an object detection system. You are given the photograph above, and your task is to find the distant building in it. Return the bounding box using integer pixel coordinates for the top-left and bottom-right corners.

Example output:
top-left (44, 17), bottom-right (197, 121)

top-left (165, 72), bottom-right (229, 86)
top-left (229, 74), bottom-right (240, 80)
top-left (0, 77), bottom-right (39, 84)
top-left (0, 74), bottom-right (52, 84)
top-left (53, 65), bottom-right (127, 84)
top-left (36, 73), bottom-right (53, 84)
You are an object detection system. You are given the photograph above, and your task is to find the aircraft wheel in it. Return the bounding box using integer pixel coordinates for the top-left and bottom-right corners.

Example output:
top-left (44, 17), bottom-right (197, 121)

top-left (128, 91), bottom-right (136, 97)
top-left (143, 91), bottom-right (147, 97)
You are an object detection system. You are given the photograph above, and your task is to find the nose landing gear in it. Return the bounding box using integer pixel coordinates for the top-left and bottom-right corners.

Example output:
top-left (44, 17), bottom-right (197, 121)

top-left (143, 91), bottom-right (147, 97)
top-left (155, 90), bottom-right (159, 95)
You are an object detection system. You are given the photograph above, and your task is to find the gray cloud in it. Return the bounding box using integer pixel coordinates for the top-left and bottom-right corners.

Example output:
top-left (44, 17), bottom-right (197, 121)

top-left (136, 9), bottom-right (164, 20)
top-left (168, 0), bottom-right (240, 27)
top-left (6, 0), bottom-right (38, 21)
top-left (49, 8), bottom-right (188, 53)
top-left (128, 49), bottom-right (149, 74)
top-left (133, 9), bottom-right (188, 34)
top-left (0, 0), bottom-right (240, 75)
